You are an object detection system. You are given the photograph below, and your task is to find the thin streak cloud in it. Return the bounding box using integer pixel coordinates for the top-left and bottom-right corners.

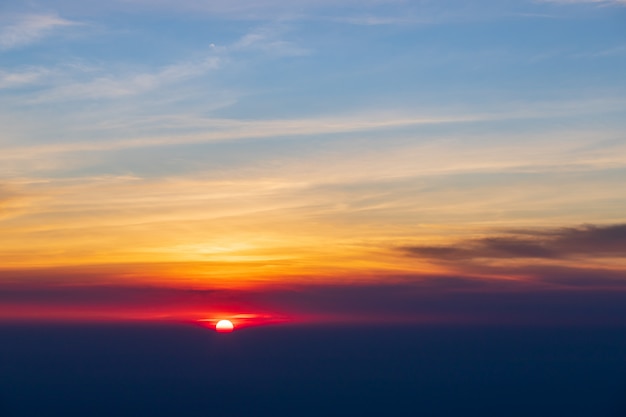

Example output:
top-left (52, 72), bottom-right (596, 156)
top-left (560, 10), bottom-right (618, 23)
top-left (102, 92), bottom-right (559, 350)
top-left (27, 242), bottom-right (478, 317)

top-left (0, 112), bottom-right (490, 158)
top-left (402, 224), bottom-right (626, 261)
top-left (0, 14), bottom-right (81, 50)
top-left (0, 68), bottom-right (50, 89)
top-left (32, 57), bottom-right (221, 101)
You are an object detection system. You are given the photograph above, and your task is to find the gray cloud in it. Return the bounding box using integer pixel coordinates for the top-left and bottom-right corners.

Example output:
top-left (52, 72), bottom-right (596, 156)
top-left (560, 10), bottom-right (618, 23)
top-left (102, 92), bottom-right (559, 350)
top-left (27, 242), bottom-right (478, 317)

top-left (403, 224), bottom-right (626, 261)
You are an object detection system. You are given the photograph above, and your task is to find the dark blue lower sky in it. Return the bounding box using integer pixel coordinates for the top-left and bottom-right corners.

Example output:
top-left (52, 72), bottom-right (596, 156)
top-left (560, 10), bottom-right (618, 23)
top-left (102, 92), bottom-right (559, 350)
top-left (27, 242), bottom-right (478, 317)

top-left (1, 323), bottom-right (625, 417)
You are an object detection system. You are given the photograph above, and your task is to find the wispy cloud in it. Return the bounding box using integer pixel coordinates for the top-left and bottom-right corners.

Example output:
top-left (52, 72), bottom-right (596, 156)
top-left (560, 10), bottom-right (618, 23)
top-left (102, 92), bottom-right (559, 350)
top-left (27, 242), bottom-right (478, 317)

top-left (0, 184), bottom-right (34, 221)
top-left (0, 112), bottom-right (492, 158)
top-left (3, 94), bottom-right (625, 159)
top-left (396, 224), bottom-right (626, 291)
top-left (32, 57), bottom-right (221, 101)
top-left (3, 24), bottom-right (302, 101)
top-left (0, 14), bottom-right (81, 51)
top-left (402, 224), bottom-right (626, 261)
top-left (216, 24), bottom-right (310, 56)
top-left (0, 68), bottom-right (50, 89)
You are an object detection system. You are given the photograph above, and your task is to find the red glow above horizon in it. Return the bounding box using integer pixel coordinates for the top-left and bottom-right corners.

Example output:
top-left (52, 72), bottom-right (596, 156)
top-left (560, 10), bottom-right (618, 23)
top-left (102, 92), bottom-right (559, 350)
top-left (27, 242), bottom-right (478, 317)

top-left (196, 312), bottom-right (293, 331)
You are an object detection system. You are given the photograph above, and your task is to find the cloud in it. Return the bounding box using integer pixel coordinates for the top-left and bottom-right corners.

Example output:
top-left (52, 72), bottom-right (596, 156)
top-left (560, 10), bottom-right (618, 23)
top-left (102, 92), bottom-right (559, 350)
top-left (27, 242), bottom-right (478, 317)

top-left (402, 224), bottom-right (626, 261)
top-left (208, 24), bottom-right (310, 56)
top-left (33, 56), bottom-right (221, 101)
top-left (255, 279), bottom-right (626, 325)
top-left (0, 185), bottom-right (31, 220)
top-left (7, 24), bottom-right (299, 102)
top-left (0, 14), bottom-right (80, 51)
top-left (516, 264), bottom-right (626, 287)
top-left (0, 67), bottom-right (52, 89)
top-left (2, 275), bottom-right (626, 325)
top-left (0, 188), bottom-right (17, 212)
top-left (0, 111), bottom-right (488, 158)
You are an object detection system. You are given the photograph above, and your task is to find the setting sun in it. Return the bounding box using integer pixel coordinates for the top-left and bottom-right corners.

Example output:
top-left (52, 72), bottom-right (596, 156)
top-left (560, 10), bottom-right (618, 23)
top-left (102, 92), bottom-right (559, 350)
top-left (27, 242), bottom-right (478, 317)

top-left (215, 320), bottom-right (234, 333)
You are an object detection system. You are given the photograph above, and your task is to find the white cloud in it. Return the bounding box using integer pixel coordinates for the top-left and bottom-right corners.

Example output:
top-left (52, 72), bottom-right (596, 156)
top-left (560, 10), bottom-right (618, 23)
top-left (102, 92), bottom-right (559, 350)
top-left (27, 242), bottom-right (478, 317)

top-left (2, 95), bottom-right (625, 166)
top-left (0, 14), bottom-right (81, 50)
top-left (214, 25), bottom-right (311, 56)
top-left (8, 24), bottom-right (301, 102)
top-left (0, 112), bottom-right (489, 160)
top-left (0, 68), bottom-right (50, 89)
top-left (33, 57), bottom-right (221, 101)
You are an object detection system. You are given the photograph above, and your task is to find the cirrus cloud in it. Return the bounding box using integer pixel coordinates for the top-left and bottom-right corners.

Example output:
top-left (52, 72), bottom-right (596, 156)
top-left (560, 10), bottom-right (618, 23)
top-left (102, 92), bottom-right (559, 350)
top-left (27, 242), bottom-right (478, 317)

top-left (0, 14), bottom-right (81, 51)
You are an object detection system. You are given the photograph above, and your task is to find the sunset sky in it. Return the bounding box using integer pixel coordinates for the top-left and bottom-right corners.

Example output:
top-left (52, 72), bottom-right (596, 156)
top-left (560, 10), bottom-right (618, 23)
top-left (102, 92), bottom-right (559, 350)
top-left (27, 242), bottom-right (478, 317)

top-left (1, 0), bottom-right (625, 326)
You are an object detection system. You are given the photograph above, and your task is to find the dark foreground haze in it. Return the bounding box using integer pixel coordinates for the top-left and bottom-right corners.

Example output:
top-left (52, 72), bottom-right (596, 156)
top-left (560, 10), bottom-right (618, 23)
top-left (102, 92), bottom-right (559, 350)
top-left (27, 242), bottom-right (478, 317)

top-left (1, 323), bottom-right (626, 417)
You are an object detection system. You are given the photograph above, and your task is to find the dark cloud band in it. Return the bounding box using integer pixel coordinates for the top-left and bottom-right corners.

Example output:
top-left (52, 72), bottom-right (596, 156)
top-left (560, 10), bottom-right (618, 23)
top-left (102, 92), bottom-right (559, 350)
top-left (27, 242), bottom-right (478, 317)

top-left (402, 224), bottom-right (626, 261)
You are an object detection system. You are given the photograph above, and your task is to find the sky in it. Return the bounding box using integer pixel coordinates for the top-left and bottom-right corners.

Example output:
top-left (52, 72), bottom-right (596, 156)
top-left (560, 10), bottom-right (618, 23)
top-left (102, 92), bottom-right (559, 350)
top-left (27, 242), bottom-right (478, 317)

top-left (1, 0), bottom-right (625, 327)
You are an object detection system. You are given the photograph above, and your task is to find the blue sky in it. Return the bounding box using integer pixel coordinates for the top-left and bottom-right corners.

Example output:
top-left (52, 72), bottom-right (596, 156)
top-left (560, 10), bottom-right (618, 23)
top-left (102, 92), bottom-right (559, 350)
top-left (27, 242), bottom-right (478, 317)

top-left (0, 1), bottom-right (625, 305)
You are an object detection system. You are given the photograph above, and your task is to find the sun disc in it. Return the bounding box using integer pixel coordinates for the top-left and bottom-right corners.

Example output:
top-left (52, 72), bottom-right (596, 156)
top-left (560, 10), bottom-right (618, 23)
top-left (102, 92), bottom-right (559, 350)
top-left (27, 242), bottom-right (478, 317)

top-left (216, 319), bottom-right (234, 333)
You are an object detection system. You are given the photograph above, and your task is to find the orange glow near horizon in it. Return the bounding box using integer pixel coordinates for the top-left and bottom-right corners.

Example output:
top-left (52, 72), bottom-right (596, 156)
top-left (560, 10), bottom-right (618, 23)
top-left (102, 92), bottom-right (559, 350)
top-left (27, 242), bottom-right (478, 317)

top-left (1, 0), bottom-right (625, 330)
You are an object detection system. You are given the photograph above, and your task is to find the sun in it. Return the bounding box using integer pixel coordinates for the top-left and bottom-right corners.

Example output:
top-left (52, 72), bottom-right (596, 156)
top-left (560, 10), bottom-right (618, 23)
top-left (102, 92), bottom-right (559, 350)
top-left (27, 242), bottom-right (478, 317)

top-left (215, 319), bottom-right (234, 333)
